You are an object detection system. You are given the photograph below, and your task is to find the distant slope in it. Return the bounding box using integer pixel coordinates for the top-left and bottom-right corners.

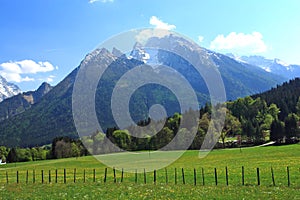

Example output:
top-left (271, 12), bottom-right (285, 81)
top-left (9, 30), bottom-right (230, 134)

top-left (0, 75), bottom-right (21, 102)
top-left (0, 34), bottom-right (287, 147)
top-left (0, 82), bottom-right (52, 121)
top-left (252, 78), bottom-right (300, 120)
top-left (0, 68), bottom-right (78, 147)
top-left (210, 52), bottom-right (285, 100)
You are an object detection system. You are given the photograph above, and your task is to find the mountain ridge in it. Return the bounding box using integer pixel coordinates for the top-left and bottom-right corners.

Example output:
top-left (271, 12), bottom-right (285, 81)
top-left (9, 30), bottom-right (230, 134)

top-left (0, 82), bottom-right (53, 121)
top-left (227, 54), bottom-right (300, 79)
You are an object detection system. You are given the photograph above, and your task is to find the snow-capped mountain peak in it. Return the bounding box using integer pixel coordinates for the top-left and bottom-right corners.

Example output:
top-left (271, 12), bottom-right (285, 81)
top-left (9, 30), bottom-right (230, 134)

top-left (129, 45), bottom-right (151, 63)
top-left (0, 75), bottom-right (22, 102)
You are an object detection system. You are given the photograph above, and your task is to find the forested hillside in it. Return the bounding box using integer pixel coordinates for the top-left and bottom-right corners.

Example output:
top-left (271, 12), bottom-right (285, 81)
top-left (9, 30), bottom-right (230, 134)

top-left (253, 78), bottom-right (300, 120)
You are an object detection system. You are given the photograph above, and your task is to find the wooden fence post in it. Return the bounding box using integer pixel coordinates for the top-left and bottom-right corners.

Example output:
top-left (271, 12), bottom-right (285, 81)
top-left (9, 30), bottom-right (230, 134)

top-left (83, 169), bottom-right (86, 183)
top-left (121, 168), bottom-right (124, 183)
top-left (114, 168), bottom-right (117, 183)
top-left (135, 169), bottom-right (137, 184)
top-left (93, 168), bottom-right (96, 183)
top-left (154, 170), bottom-right (156, 184)
top-left (103, 168), bottom-right (107, 183)
top-left (194, 168), bottom-right (197, 186)
top-left (143, 168), bottom-right (146, 184)
top-left (182, 168), bottom-right (185, 185)
top-left (287, 166), bottom-right (290, 187)
top-left (41, 170), bottom-right (44, 184)
top-left (257, 168), bottom-right (260, 186)
top-left (55, 169), bottom-right (58, 183)
top-left (165, 168), bottom-right (168, 184)
top-left (6, 171), bottom-right (8, 184)
top-left (202, 168), bottom-right (205, 186)
top-left (33, 170), bottom-right (35, 183)
top-left (74, 168), bottom-right (76, 183)
top-left (271, 167), bottom-right (275, 186)
top-left (49, 170), bottom-right (51, 183)
top-left (175, 168), bottom-right (177, 185)
top-left (242, 166), bottom-right (244, 186)
top-left (26, 170), bottom-right (28, 184)
top-left (16, 171), bottom-right (19, 184)
top-left (225, 166), bottom-right (229, 186)
top-left (214, 168), bottom-right (218, 186)
top-left (64, 169), bottom-right (66, 184)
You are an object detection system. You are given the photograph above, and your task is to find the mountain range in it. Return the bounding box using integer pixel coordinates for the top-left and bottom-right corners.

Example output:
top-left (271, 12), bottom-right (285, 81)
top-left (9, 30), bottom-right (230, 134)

top-left (227, 54), bottom-right (300, 79)
top-left (0, 34), bottom-right (291, 147)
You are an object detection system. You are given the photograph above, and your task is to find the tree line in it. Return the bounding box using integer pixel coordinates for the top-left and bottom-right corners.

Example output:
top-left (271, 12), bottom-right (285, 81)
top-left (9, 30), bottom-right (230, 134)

top-left (82, 96), bottom-right (300, 154)
top-left (0, 137), bottom-right (87, 163)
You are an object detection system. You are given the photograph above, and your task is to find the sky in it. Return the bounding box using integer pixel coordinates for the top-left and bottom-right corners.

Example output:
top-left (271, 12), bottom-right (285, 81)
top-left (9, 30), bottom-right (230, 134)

top-left (0, 0), bottom-right (300, 91)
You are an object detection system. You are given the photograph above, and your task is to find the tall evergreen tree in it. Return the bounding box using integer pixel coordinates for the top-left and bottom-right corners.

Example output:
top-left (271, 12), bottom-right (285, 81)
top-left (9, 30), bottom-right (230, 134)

top-left (296, 97), bottom-right (300, 116)
top-left (270, 119), bottom-right (285, 141)
top-left (284, 113), bottom-right (299, 138)
top-left (7, 148), bottom-right (17, 163)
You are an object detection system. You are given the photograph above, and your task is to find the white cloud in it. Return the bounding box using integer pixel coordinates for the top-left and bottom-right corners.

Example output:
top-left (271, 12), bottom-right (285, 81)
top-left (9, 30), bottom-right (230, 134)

top-left (22, 76), bottom-right (35, 82)
top-left (149, 16), bottom-right (176, 30)
top-left (198, 35), bottom-right (204, 43)
top-left (0, 71), bottom-right (34, 82)
top-left (89, 0), bottom-right (113, 3)
top-left (43, 75), bottom-right (55, 83)
top-left (0, 60), bottom-right (56, 83)
top-left (135, 29), bottom-right (172, 44)
top-left (209, 32), bottom-right (268, 53)
top-left (134, 16), bottom-right (176, 44)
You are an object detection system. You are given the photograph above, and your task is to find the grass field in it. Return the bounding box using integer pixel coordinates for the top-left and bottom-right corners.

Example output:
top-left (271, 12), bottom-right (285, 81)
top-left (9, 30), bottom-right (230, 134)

top-left (1, 144), bottom-right (300, 199)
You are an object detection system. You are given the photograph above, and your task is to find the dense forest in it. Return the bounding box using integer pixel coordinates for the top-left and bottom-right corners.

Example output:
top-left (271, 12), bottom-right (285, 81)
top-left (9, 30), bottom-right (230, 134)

top-left (253, 78), bottom-right (300, 120)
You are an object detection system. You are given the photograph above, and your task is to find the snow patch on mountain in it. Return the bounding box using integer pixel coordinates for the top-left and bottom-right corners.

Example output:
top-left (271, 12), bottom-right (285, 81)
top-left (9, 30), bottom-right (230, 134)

top-left (227, 54), bottom-right (300, 78)
top-left (274, 58), bottom-right (289, 67)
top-left (129, 46), bottom-right (151, 63)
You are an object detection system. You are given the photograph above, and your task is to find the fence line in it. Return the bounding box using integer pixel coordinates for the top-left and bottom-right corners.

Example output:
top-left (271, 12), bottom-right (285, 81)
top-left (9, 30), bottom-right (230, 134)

top-left (1, 166), bottom-right (298, 186)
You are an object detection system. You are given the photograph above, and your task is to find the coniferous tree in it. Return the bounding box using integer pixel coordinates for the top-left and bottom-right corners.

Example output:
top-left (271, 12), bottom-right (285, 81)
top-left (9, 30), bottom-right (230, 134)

top-left (7, 147), bottom-right (17, 163)
top-left (270, 119), bottom-right (285, 142)
top-left (284, 113), bottom-right (299, 139)
top-left (296, 97), bottom-right (300, 116)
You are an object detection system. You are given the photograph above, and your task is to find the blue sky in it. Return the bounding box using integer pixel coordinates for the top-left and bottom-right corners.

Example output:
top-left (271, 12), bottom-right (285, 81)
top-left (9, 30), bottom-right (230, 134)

top-left (0, 0), bottom-right (299, 91)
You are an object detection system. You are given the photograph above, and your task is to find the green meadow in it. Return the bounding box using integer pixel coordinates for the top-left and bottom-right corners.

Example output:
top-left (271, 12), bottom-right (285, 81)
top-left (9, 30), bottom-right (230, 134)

top-left (1, 144), bottom-right (300, 199)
